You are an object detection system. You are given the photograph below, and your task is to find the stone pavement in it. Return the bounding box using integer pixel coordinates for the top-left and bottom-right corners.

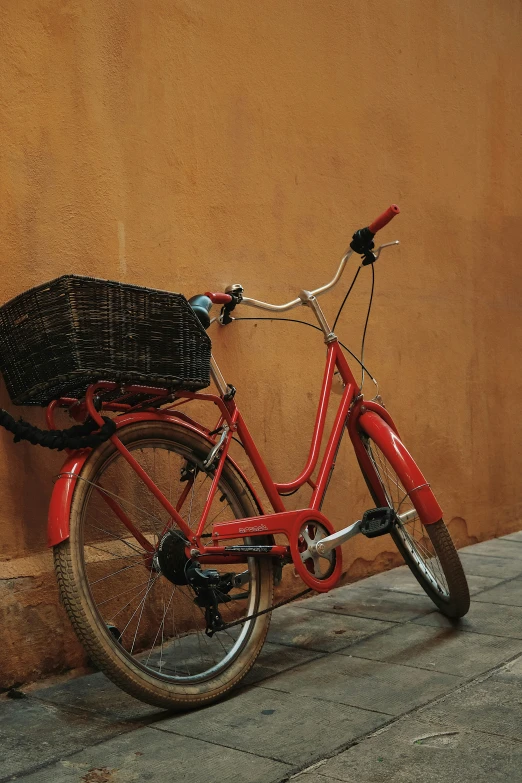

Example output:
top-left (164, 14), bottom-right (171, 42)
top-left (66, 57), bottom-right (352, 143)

top-left (3, 532), bottom-right (522, 783)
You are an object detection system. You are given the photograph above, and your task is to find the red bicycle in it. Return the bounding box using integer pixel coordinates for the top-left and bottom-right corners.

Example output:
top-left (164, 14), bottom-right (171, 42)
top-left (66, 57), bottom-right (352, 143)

top-left (48, 206), bottom-right (469, 709)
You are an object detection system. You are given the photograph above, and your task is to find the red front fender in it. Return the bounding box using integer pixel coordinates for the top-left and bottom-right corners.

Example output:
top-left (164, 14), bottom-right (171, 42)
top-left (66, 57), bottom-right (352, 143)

top-left (47, 412), bottom-right (265, 547)
top-left (353, 410), bottom-right (443, 526)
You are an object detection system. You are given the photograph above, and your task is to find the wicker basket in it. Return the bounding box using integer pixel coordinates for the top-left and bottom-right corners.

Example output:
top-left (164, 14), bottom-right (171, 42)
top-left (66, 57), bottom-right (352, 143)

top-left (0, 275), bottom-right (211, 405)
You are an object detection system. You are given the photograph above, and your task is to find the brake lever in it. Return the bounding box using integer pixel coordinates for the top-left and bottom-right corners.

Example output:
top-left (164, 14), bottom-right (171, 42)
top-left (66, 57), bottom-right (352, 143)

top-left (372, 241), bottom-right (400, 261)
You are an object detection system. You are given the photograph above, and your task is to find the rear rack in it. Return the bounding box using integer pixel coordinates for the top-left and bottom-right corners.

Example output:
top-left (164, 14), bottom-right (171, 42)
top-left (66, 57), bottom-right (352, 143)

top-left (46, 382), bottom-right (178, 429)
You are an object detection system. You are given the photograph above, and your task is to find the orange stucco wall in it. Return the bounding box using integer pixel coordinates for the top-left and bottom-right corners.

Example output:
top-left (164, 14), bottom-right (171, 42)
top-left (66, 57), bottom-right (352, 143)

top-left (1, 0), bottom-right (521, 687)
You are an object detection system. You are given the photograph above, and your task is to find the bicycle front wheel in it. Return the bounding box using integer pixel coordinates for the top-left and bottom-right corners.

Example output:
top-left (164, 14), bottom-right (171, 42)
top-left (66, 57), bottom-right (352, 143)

top-left (54, 421), bottom-right (273, 710)
top-left (359, 433), bottom-right (470, 618)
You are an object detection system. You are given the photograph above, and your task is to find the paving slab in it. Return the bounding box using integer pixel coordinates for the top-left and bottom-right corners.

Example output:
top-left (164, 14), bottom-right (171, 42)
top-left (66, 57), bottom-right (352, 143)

top-left (414, 600), bottom-right (522, 639)
top-left (418, 677), bottom-right (522, 741)
top-left (445, 573), bottom-right (501, 594)
top-left (259, 653), bottom-right (462, 715)
top-left (457, 551), bottom-right (522, 579)
top-left (32, 642), bottom-right (322, 721)
top-left (502, 531), bottom-right (522, 542)
top-left (459, 538), bottom-right (522, 559)
top-left (32, 670), bottom-right (162, 723)
top-left (14, 727), bottom-right (291, 783)
top-left (304, 583), bottom-right (436, 623)
top-left (306, 715), bottom-right (522, 783)
top-left (472, 575), bottom-right (522, 606)
top-left (158, 687), bottom-right (388, 766)
top-left (491, 653), bottom-right (522, 682)
top-left (243, 642), bottom-right (324, 686)
top-left (0, 697), bottom-right (130, 780)
top-left (266, 604), bottom-right (393, 652)
top-left (356, 565), bottom-right (501, 596)
top-left (357, 566), bottom-right (431, 595)
top-left (339, 622), bottom-right (522, 677)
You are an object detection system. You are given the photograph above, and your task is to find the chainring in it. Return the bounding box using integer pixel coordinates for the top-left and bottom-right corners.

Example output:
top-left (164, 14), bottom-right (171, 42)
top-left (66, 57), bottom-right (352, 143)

top-left (289, 511), bottom-right (343, 592)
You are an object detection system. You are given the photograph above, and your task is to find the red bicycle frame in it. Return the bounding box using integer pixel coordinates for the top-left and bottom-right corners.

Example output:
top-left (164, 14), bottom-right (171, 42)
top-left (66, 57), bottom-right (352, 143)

top-left (47, 204), bottom-right (442, 593)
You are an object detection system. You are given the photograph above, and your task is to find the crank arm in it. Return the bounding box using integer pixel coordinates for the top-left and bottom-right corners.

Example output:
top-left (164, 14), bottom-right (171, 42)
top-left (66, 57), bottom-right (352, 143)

top-left (314, 518), bottom-right (363, 555)
top-left (233, 569), bottom-right (251, 587)
top-left (314, 508), bottom-right (416, 556)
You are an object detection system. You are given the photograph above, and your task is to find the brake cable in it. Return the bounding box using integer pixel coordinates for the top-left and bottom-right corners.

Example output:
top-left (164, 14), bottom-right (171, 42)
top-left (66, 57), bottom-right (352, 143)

top-left (231, 317), bottom-right (377, 384)
top-left (332, 265), bottom-right (361, 330)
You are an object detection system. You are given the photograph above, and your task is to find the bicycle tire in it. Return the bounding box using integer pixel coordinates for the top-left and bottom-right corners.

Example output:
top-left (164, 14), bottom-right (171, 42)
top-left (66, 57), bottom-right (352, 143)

top-left (359, 433), bottom-right (470, 618)
top-left (54, 420), bottom-right (273, 710)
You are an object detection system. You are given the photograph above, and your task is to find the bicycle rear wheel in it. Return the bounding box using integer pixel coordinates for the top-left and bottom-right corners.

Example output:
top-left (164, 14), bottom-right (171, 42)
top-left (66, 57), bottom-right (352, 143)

top-left (359, 432), bottom-right (469, 618)
top-left (54, 421), bottom-right (273, 710)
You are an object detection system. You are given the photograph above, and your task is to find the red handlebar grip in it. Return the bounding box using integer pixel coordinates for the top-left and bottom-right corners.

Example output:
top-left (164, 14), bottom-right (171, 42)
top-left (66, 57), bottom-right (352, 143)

top-left (205, 292), bottom-right (233, 305)
top-left (368, 204), bottom-right (400, 234)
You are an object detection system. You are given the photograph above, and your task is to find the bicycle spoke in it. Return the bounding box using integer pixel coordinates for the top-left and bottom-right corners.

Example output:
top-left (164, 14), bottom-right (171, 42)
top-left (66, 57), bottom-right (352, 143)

top-left (85, 542), bottom-right (143, 563)
top-left (90, 561), bottom-right (143, 586)
top-left (79, 475), bottom-right (165, 535)
top-left (130, 570), bottom-right (160, 654)
top-left (97, 579), bottom-right (152, 608)
top-left (86, 523), bottom-right (145, 556)
top-left (119, 571), bottom-right (161, 642)
top-left (145, 585), bottom-right (176, 669)
top-left (208, 502), bottom-right (232, 528)
top-left (108, 583), bottom-right (152, 622)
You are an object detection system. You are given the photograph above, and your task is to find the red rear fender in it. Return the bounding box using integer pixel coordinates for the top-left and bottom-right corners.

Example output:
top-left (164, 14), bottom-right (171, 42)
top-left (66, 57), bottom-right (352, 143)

top-left (48, 451), bottom-right (90, 547)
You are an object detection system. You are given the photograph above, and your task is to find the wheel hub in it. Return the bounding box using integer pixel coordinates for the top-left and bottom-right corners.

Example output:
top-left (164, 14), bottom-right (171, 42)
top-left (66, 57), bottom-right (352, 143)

top-left (155, 529), bottom-right (191, 585)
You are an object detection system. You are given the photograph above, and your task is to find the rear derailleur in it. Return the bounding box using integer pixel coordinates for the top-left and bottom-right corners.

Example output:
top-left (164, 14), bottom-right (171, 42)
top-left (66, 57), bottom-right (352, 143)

top-left (154, 528), bottom-right (249, 637)
top-left (185, 563), bottom-right (248, 637)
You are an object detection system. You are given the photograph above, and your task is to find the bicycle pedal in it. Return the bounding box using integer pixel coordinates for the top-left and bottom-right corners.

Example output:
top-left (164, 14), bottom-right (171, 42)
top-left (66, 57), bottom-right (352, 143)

top-left (360, 507), bottom-right (397, 538)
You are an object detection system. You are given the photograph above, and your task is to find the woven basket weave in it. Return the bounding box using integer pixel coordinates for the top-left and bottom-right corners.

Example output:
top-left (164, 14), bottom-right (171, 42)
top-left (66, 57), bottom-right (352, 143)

top-left (0, 275), bottom-right (211, 405)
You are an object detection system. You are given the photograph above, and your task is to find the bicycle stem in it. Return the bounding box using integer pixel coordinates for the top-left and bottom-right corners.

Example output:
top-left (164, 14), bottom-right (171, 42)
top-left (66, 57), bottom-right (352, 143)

top-left (298, 290), bottom-right (336, 343)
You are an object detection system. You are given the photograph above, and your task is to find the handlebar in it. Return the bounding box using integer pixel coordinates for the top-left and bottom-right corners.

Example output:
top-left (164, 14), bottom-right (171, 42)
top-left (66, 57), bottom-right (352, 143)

top-left (239, 249), bottom-right (355, 313)
top-left (237, 205), bottom-right (400, 313)
top-left (190, 206), bottom-right (400, 323)
top-left (368, 204), bottom-right (400, 234)
top-left (205, 292), bottom-right (233, 305)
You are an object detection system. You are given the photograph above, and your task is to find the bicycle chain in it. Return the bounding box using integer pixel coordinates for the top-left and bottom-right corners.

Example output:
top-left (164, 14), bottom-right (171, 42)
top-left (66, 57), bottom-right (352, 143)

top-left (218, 586), bottom-right (313, 632)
